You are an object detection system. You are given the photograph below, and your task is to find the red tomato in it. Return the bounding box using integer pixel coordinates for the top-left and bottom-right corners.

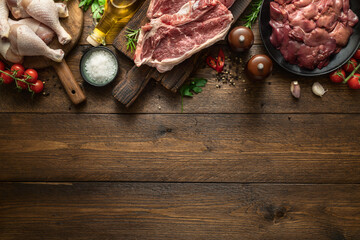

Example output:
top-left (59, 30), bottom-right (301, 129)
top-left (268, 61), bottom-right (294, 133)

top-left (353, 49), bottom-right (360, 60)
top-left (11, 64), bottom-right (25, 78)
top-left (30, 80), bottom-right (44, 93)
top-left (16, 79), bottom-right (28, 90)
top-left (1, 70), bottom-right (14, 84)
top-left (24, 69), bottom-right (38, 83)
top-left (343, 58), bottom-right (358, 73)
top-left (329, 69), bottom-right (346, 83)
top-left (347, 73), bottom-right (360, 89)
top-left (0, 61), bottom-right (5, 71)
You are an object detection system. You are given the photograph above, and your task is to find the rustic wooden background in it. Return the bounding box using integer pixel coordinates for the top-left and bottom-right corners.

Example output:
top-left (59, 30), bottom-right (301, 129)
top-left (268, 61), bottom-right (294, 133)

top-left (1, 6), bottom-right (360, 240)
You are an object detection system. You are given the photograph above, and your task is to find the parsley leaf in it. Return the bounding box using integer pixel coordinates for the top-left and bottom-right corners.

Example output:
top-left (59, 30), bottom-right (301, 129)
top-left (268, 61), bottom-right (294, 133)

top-left (78, 0), bottom-right (105, 21)
top-left (179, 78), bottom-right (207, 113)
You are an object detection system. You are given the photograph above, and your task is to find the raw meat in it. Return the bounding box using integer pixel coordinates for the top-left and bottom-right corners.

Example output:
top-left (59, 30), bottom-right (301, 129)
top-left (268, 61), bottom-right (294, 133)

top-left (0, 0), bottom-right (10, 38)
top-left (270, 0), bottom-right (359, 70)
top-left (135, 0), bottom-right (234, 73)
top-left (0, 39), bottom-right (23, 63)
top-left (147, 0), bottom-right (235, 18)
top-left (7, 0), bottom-right (72, 45)
top-left (9, 24), bottom-right (64, 62)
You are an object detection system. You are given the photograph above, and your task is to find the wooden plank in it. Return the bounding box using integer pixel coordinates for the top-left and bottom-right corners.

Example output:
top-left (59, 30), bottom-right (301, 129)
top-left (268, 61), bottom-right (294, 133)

top-left (1, 182), bottom-right (360, 239)
top-left (0, 113), bottom-right (359, 183)
top-left (1, 45), bottom-right (360, 114)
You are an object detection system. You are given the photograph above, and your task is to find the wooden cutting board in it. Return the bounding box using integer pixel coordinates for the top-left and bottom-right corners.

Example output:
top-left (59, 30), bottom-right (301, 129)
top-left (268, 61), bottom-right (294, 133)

top-left (22, 0), bottom-right (85, 104)
top-left (113, 0), bottom-right (253, 107)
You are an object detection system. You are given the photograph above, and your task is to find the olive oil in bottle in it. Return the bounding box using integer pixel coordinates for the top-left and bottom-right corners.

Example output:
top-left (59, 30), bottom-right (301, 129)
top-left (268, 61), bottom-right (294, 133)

top-left (87, 0), bottom-right (140, 46)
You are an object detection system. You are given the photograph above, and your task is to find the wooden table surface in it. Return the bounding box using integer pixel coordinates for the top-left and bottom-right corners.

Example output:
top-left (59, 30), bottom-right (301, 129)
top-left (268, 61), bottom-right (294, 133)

top-left (1, 8), bottom-right (360, 240)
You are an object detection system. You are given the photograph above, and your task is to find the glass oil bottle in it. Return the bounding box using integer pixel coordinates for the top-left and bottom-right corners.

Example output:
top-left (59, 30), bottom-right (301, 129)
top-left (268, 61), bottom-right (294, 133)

top-left (87, 0), bottom-right (141, 46)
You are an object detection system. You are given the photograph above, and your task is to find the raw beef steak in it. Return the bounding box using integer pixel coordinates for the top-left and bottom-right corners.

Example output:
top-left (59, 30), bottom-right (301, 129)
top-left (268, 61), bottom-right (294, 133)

top-left (147, 0), bottom-right (235, 18)
top-left (135, 0), bottom-right (234, 73)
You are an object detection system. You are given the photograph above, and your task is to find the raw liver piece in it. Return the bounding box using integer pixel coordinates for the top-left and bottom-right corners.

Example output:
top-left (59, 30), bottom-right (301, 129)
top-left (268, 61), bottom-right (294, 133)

top-left (270, 0), bottom-right (359, 70)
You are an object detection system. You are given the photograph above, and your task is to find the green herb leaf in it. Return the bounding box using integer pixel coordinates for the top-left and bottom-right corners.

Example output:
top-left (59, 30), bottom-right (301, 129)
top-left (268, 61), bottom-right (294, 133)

top-left (243, 0), bottom-right (263, 29)
top-left (78, 0), bottom-right (105, 20)
top-left (179, 78), bottom-right (208, 113)
top-left (125, 28), bottom-right (141, 53)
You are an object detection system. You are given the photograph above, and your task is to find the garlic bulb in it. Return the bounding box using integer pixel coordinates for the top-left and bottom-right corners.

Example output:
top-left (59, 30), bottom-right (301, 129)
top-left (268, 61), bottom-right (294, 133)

top-left (312, 82), bottom-right (327, 97)
top-left (290, 81), bottom-right (301, 99)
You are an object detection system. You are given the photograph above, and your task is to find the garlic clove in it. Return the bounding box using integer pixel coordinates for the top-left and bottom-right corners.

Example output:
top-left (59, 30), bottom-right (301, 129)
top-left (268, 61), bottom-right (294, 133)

top-left (312, 82), bottom-right (328, 97)
top-left (290, 81), bottom-right (301, 99)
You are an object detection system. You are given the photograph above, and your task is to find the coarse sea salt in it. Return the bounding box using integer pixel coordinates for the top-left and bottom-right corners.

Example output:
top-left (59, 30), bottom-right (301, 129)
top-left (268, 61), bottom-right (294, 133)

top-left (84, 50), bottom-right (117, 85)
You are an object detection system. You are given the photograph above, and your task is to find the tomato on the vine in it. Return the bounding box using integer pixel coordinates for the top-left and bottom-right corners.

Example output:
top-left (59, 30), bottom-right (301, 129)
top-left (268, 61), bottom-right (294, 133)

top-left (347, 73), bottom-right (360, 89)
top-left (330, 69), bottom-right (346, 83)
top-left (24, 69), bottom-right (38, 83)
top-left (1, 70), bottom-right (14, 84)
top-left (11, 64), bottom-right (25, 78)
top-left (16, 79), bottom-right (28, 90)
top-left (0, 61), bottom-right (5, 71)
top-left (343, 58), bottom-right (358, 73)
top-left (353, 49), bottom-right (360, 60)
top-left (30, 80), bottom-right (44, 93)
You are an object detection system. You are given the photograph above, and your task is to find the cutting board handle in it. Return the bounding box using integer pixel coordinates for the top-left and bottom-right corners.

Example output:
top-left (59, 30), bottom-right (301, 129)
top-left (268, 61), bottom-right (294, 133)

top-left (53, 60), bottom-right (86, 105)
top-left (113, 65), bottom-right (153, 107)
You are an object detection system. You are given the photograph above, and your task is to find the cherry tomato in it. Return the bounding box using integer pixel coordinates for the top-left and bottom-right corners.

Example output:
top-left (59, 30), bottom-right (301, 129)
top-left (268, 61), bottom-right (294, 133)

top-left (30, 80), bottom-right (44, 93)
top-left (24, 69), bottom-right (38, 83)
top-left (11, 64), bottom-right (25, 78)
top-left (0, 61), bottom-right (5, 71)
top-left (343, 58), bottom-right (358, 73)
top-left (1, 70), bottom-right (14, 84)
top-left (347, 73), bottom-right (360, 89)
top-left (353, 49), bottom-right (360, 60)
top-left (16, 79), bottom-right (28, 90)
top-left (330, 69), bottom-right (346, 83)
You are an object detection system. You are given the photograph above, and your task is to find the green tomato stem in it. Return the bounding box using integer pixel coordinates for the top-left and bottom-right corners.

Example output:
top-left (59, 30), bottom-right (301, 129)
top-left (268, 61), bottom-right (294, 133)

top-left (343, 64), bottom-right (360, 84)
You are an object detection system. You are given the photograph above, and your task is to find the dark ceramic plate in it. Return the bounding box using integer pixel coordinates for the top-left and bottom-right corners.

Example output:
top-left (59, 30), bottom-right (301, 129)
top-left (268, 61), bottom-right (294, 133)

top-left (259, 0), bottom-right (360, 76)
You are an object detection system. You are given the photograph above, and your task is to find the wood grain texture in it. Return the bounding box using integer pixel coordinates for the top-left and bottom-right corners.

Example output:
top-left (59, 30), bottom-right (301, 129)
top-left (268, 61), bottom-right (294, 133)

top-left (1, 113), bottom-right (359, 182)
top-left (1, 182), bottom-right (360, 240)
top-left (1, 46), bottom-right (360, 113)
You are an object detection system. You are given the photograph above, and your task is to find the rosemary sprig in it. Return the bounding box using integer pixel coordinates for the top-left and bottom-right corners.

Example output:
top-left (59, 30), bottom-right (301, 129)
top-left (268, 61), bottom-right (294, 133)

top-left (125, 28), bottom-right (141, 53)
top-left (243, 0), bottom-right (263, 29)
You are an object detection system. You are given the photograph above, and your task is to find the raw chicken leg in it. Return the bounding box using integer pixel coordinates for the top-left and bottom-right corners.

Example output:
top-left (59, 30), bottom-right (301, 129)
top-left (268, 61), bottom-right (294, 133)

top-left (9, 23), bottom-right (64, 62)
top-left (18, 0), bottom-right (72, 45)
top-left (0, 0), bottom-right (10, 38)
top-left (7, 0), bottom-right (71, 45)
top-left (56, 3), bottom-right (69, 18)
top-left (6, 0), bottom-right (69, 19)
top-left (8, 18), bottom-right (55, 44)
top-left (0, 39), bottom-right (23, 63)
top-left (5, 0), bottom-right (26, 19)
